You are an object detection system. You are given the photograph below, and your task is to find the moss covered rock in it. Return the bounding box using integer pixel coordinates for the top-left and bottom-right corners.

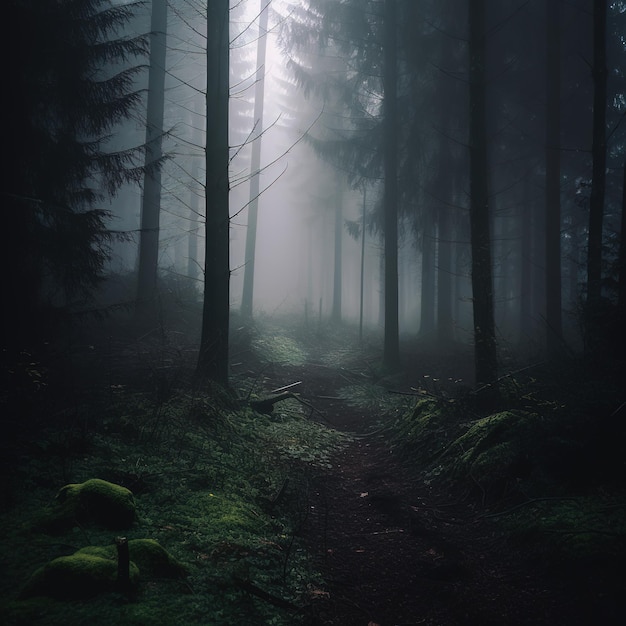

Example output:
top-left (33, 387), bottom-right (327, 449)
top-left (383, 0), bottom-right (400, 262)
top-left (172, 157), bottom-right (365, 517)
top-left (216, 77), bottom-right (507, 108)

top-left (78, 539), bottom-right (187, 578)
top-left (20, 552), bottom-right (140, 599)
top-left (20, 538), bottom-right (185, 600)
top-left (47, 478), bottom-right (136, 530)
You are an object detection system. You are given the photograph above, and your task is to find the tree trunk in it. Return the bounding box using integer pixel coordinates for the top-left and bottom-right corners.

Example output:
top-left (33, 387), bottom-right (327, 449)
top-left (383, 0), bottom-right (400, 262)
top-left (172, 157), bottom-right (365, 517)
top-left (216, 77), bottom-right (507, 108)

top-left (187, 153), bottom-right (201, 283)
top-left (136, 0), bottom-right (167, 318)
top-left (520, 178), bottom-right (533, 342)
top-left (586, 0), bottom-right (607, 313)
top-left (241, 0), bottom-right (269, 318)
top-left (383, 0), bottom-right (400, 368)
top-left (419, 210), bottom-right (435, 338)
top-left (618, 159), bottom-right (626, 312)
top-left (468, 0), bottom-right (497, 388)
top-left (545, 0), bottom-right (563, 358)
top-left (331, 186), bottom-right (343, 322)
top-left (618, 159), bottom-right (626, 353)
top-left (437, 205), bottom-right (453, 345)
top-left (197, 0), bottom-right (230, 385)
top-left (359, 187), bottom-right (367, 341)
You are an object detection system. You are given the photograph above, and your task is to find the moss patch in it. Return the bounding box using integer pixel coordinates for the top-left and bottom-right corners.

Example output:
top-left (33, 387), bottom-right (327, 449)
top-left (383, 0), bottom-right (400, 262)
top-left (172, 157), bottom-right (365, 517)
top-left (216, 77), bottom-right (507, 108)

top-left (77, 539), bottom-right (187, 579)
top-left (38, 478), bottom-right (136, 532)
top-left (20, 552), bottom-right (140, 600)
top-left (251, 334), bottom-right (307, 366)
top-left (446, 411), bottom-right (540, 493)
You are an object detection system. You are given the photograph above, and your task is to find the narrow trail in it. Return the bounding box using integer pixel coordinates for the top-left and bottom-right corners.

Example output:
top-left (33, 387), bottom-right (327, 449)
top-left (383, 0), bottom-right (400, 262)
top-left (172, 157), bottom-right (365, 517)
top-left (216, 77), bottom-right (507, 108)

top-left (260, 360), bottom-right (616, 626)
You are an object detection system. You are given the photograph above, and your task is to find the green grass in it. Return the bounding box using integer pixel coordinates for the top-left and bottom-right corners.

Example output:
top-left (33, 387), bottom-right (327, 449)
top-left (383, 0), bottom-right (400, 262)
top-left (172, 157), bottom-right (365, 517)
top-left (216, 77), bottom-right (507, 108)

top-left (0, 370), bottom-right (349, 625)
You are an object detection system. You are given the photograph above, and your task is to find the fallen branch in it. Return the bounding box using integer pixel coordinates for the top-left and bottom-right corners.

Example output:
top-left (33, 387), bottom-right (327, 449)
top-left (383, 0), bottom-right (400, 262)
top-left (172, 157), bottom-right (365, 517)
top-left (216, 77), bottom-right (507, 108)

top-left (270, 381), bottom-right (302, 394)
top-left (250, 391), bottom-right (297, 414)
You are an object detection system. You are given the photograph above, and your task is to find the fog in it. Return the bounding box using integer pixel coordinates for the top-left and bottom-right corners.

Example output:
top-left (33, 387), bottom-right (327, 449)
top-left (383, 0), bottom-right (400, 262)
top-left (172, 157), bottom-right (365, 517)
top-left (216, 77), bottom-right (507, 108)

top-left (102, 0), bottom-right (625, 351)
top-left (105, 0), bottom-right (394, 329)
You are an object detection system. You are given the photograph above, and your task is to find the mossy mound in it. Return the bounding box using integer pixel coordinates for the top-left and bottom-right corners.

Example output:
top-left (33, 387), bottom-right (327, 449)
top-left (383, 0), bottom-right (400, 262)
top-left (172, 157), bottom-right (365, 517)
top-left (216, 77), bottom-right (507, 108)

top-left (78, 539), bottom-right (187, 579)
top-left (391, 397), bottom-right (458, 462)
top-left (39, 478), bottom-right (136, 532)
top-left (20, 539), bottom-right (184, 600)
top-left (446, 410), bottom-right (542, 497)
top-left (20, 552), bottom-right (140, 600)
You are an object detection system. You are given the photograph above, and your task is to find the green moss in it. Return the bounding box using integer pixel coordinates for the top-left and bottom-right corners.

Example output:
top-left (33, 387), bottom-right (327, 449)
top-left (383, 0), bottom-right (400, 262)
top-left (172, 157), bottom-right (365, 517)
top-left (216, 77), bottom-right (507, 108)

top-left (183, 492), bottom-right (260, 537)
top-left (251, 335), bottom-right (307, 366)
top-left (391, 397), bottom-right (456, 462)
top-left (446, 411), bottom-right (540, 493)
top-left (78, 539), bottom-right (187, 579)
top-left (20, 552), bottom-right (140, 600)
top-left (43, 478), bottom-right (136, 531)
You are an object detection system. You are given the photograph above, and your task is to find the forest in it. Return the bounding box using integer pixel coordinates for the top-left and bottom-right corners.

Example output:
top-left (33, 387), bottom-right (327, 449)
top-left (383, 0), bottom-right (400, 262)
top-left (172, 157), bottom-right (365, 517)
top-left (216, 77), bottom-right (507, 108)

top-left (1, 0), bottom-right (625, 624)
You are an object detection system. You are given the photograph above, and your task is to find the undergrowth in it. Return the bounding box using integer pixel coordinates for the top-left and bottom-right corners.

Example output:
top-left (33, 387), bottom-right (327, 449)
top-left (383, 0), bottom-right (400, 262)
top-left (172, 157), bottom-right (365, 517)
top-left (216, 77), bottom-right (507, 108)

top-left (388, 357), bottom-right (626, 567)
top-left (0, 359), bottom-right (349, 625)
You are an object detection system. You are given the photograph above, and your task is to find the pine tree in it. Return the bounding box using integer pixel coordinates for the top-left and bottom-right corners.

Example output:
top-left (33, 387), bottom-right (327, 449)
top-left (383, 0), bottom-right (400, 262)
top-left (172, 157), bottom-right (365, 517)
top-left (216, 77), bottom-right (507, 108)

top-left (2, 0), bottom-right (149, 355)
top-left (197, 0), bottom-right (230, 385)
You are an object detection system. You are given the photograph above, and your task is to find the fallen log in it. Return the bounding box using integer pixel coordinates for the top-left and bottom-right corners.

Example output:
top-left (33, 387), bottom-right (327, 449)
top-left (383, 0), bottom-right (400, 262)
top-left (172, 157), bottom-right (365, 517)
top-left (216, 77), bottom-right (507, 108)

top-left (250, 391), bottom-right (297, 414)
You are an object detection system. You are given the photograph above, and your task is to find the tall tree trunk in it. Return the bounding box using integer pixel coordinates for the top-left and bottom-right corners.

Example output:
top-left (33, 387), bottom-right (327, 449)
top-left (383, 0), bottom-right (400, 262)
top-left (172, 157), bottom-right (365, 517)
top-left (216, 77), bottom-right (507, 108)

top-left (241, 0), bottom-right (269, 318)
top-left (437, 205), bottom-right (453, 344)
top-left (331, 185), bottom-right (343, 322)
top-left (187, 153), bottom-right (201, 283)
top-left (419, 210), bottom-right (435, 337)
top-left (587, 0), bottom-right (607, 313)
top-left (136, 0), bottom-right (167, 317)
top-left (619, 160), bottom-right (626, 312)
top-left (359, 187), bottom-right (367, 341)
top-left (520, 178), bottom-right (533, 342)
top-left (383, 0), bottom-right (399, 368)
top-left (545, 0), bottom-right (563, 357)
top-left (618, 159), bottom-right (626, 352)
top-left (197, 0), bottom-right (230, 385)
top-left (468, 0), bottom-right (497, 388)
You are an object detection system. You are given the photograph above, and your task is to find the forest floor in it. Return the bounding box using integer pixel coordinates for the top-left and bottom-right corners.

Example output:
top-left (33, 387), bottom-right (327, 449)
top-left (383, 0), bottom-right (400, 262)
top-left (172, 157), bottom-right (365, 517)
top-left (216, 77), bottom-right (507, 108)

top-left (1, 308), bottom-right (624, 625)
top-left (257, 345), bottom-right (623, 626)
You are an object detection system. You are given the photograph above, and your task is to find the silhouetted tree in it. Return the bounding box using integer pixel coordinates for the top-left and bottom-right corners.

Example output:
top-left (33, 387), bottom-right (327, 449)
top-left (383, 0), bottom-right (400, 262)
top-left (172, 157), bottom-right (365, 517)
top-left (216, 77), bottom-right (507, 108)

top-left (545, 0), bottom-right (563, 357)
top-left (468, 0), bottom-right (497, 387)
top-left (331, 180), bottom-right (344, 323)
top-left (197, 0), bottom-right (230, 385)
top-left (382, 0), bottom-right (400, 368)
top-left (2, 0), bottom-right (148, 357)
top-left (136, 0), bottom-right (168, 318)
top-left (586, 0), bottom-right (608, 342)
top-left (619, 160), bottom-right (626, 315)
top-left (241, 0), bottom-right (270, 319)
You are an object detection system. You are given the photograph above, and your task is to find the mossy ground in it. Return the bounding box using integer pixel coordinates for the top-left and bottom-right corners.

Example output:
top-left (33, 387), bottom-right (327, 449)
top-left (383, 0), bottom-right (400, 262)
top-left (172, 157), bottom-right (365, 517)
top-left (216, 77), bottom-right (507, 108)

top-left (1, 305), bottom-right (624, 623)
top-left (0, 321), bottom-right (349, 625)
top-left (390, 359), bottom-right (626, 568)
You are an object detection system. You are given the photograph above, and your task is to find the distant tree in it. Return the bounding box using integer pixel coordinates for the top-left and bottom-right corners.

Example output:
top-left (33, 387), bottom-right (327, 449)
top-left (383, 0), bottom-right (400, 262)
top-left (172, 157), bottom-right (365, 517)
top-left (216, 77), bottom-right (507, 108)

top-left (545, 0), bottom-right (563, 358)
top-left (468, 0), bottom-right (497, 388)
top-left (617, 159), bottom-right (626, 312)
top-left (419, 211), bottom-right (436, 337)
top-left (331, 178), bottom-right (344, 323)
top-left (136, 0), bottom-right (168, 319)
top-left (382, 0), bottom-right (400, 368)
top-left (241, 0), bottom-right (270, 319)
top-left (197, 0), bottom-right (230, 385)
top-left (2, 0), bottom-right (149, 356)
top-left (586, 0), bottom-right (608, 339)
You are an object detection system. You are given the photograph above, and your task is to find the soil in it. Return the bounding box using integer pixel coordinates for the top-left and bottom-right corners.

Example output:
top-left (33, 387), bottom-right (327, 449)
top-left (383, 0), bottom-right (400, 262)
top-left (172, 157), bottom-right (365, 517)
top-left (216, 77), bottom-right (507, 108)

top-left (5, 317), bottom-right (623, 625)
top-left (260, 361), bottom-right (623, 626)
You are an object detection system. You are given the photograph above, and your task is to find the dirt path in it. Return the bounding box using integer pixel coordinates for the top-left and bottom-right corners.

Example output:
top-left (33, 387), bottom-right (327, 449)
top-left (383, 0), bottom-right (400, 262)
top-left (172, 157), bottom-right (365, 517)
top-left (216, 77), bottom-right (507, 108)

top-left (262, 362), bottom-right (618, 625)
